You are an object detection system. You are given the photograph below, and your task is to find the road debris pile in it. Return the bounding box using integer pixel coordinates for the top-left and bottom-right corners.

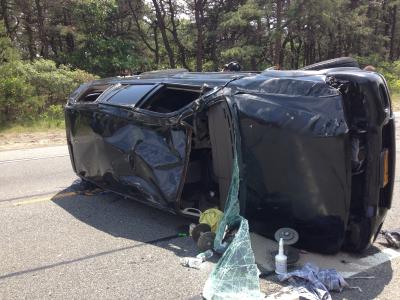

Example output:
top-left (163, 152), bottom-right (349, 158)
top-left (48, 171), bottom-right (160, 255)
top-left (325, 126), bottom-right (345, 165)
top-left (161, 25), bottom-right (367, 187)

top-left (189, 208), bottom-right (224, 252)
top-left (278, 263), bottom-right (349, 300)
top-left (180, 250), bottom-right (214, 269)
top-left (381, 229), bottom-right (400, 249)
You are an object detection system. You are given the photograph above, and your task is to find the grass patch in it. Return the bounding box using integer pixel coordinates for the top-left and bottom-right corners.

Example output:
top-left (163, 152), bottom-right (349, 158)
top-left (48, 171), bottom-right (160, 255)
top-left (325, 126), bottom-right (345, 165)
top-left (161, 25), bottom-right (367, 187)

top-left (0, 118), bottom-right (65, 134)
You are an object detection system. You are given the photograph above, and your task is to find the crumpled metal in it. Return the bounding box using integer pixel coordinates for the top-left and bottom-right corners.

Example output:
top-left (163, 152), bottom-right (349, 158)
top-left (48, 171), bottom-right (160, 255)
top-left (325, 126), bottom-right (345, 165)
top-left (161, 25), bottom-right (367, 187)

top-left (278, 263), bottom-right (349, 300)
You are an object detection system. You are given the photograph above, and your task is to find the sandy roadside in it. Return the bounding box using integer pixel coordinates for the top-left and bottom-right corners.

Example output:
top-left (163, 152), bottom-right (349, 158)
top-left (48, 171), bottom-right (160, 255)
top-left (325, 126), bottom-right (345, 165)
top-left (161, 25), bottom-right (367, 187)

top-left (0, 130), bottom-right (67, 151)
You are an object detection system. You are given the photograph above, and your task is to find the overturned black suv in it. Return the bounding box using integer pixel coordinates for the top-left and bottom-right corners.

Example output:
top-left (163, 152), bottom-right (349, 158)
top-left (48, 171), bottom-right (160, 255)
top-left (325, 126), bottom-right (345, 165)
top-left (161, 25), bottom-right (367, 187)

top-left (65, 58), bottom-right (395, 254)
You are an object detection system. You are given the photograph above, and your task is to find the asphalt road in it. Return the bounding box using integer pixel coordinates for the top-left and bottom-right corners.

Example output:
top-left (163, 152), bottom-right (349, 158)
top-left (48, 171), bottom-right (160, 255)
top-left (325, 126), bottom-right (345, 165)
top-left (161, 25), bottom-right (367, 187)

top-left (0, 146), bottom-right (213, 299)
top-left (0, 125), bottom-right (399, 299)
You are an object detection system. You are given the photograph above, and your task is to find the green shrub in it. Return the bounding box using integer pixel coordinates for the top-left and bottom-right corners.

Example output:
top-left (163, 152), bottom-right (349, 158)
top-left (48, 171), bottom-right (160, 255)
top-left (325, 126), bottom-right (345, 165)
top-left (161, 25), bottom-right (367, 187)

top-left (356, 55), bottom-right (400, 95)
top-left (26, 59), bottom-right (96, 105)
top-left (41, 104), bottom-right (65, 122)
top-left (0, 58), bottom-right (96, 126)
top-left (0, 62), bottom-right (39, 124)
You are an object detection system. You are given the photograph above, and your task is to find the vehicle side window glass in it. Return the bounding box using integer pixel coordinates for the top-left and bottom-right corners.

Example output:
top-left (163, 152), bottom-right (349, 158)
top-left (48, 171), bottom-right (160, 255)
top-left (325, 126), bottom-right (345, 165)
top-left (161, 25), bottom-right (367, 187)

top-left (106, 84), bottom-right (155, 106)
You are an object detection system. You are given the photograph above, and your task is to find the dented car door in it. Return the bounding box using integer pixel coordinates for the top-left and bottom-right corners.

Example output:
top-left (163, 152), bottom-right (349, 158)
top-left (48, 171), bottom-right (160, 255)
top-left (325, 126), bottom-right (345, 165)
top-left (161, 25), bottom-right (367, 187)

top-left (65, 83), bottom-right (193, 209)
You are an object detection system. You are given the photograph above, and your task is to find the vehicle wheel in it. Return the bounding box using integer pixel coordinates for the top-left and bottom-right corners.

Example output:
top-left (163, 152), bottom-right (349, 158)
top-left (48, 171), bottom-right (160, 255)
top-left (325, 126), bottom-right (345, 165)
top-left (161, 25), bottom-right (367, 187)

top-left (344, 218), bottom-right (373, 253)
top-left (300, 57), bottom-right (359, 71)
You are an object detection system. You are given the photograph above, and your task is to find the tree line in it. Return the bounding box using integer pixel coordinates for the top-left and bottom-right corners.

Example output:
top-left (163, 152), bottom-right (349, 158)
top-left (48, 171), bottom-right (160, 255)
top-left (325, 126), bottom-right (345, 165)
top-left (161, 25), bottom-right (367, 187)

top-left (1, 0), bottom-right (400, 126)
top-left (1, 0), bottom-right (399, 75)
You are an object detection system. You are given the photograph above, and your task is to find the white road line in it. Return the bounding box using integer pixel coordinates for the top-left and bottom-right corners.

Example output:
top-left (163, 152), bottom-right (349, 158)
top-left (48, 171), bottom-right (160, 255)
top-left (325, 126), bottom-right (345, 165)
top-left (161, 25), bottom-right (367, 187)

top-left (341, 247), bottom-right (400, 278)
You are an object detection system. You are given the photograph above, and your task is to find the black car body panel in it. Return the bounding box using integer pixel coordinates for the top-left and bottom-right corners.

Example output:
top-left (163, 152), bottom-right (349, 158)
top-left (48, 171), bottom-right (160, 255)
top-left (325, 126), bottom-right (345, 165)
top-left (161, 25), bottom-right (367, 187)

top-left (66, 103), bottom-right (189, 207)
top-left (65, 68), bottom-right (395, 254)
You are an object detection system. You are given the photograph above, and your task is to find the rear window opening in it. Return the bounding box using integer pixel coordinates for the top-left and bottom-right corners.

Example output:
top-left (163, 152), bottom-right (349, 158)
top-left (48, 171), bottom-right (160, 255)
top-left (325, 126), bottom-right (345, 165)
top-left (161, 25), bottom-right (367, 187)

top-left (142, 86), bottom-right (201, 113)
top-left (106, 84), bottom-right (156, 106)
top-left (77, 85), bottom-right (110, 102)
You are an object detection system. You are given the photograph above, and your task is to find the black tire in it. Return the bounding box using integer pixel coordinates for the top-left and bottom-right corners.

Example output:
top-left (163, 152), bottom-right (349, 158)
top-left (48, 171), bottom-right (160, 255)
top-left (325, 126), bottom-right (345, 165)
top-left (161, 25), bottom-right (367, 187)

top-left (301, 57), bottom-right (359, 71)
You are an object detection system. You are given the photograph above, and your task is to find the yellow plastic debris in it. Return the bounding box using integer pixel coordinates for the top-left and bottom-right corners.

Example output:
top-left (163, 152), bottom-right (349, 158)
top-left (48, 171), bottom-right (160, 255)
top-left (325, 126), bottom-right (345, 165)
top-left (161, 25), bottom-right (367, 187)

top-left (199, 208), bottom-right (224, 233)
